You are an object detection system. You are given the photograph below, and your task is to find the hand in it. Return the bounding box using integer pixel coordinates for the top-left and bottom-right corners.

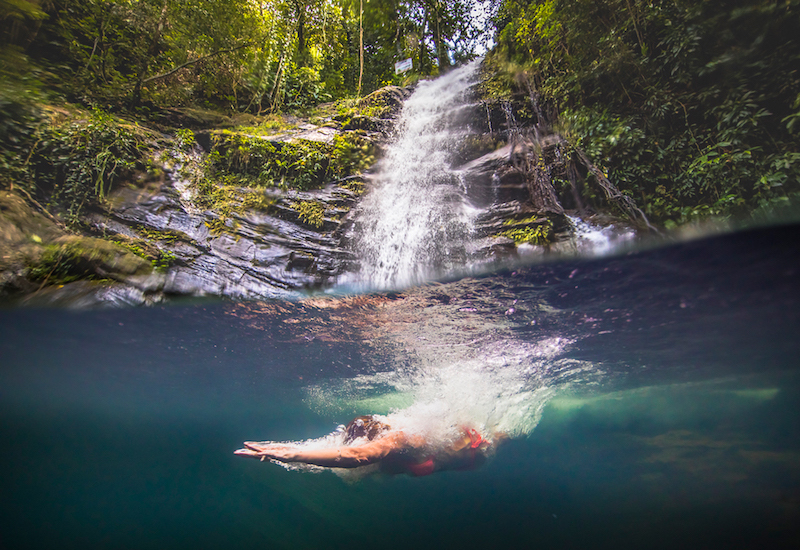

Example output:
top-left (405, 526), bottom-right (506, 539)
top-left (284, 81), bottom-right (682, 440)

top-left (234, 441), bottom-right (299, 462)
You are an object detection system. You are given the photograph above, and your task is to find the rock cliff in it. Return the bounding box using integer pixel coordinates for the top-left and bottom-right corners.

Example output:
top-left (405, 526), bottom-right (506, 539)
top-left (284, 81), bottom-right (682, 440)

top-left (1, 72), bottom-right (643, 307)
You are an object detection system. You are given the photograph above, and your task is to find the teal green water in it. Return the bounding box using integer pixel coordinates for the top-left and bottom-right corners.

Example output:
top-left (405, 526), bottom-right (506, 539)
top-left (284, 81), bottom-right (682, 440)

top-left (1, 224), bottom-right (799, 549)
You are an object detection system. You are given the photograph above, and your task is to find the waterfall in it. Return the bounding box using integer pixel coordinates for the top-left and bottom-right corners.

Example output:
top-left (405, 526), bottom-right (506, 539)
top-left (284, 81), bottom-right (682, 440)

top-left (349, 61), bottom-right (482, 290)
top-left (567, 215), bottom-right (636, 256)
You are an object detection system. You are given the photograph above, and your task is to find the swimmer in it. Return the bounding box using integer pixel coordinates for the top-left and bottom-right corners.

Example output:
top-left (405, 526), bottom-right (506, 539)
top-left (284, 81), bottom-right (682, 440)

top-left (234, 415), bottom-right (498, 476)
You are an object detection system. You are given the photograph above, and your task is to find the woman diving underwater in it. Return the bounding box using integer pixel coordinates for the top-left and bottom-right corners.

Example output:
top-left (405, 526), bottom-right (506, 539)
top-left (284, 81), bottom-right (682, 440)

top-left (234, 415), bottom-right (500, 477)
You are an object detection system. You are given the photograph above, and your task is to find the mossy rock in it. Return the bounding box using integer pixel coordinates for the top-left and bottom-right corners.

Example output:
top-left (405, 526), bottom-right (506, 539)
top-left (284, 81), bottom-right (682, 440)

top-left (291, 200), bottom-right (326, 228)
top-left (26, 236), bottom-right (152, 285)
top-left (332, 85), bottom-right (412, 126)
top-left (358, 86), bottom-right (412, 118)
top-left (455, 135), bottom-right (502, 165)
top-left (342, 115), bottom-right (382, 132)
top-left (495, 216), bottom-right (555, 246)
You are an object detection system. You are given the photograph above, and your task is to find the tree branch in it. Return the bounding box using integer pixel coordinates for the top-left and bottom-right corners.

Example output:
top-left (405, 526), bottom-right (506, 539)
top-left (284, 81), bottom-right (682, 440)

top-left (141, 42), bottom-right (251, 85)
top-left (558, 135), bottom-right (660, 233)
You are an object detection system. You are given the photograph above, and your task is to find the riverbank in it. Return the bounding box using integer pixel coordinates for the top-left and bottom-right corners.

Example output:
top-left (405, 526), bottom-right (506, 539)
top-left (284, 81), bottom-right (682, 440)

top-left (0, 87), bottom-right (412, 305)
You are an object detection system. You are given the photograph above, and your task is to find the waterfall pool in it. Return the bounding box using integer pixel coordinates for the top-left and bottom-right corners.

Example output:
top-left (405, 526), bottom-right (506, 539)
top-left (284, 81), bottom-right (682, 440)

top-left (2, 222), bottom-right (799, 549)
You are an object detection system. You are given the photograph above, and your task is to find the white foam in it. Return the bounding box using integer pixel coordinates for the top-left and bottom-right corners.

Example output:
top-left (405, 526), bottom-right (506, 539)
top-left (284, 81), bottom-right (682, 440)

top-left (350, 61), bottom-right (483, 290)
top-left (568, 215), bottom-right (636, 257)
top-left (303, 335), bottom-right (594, 450)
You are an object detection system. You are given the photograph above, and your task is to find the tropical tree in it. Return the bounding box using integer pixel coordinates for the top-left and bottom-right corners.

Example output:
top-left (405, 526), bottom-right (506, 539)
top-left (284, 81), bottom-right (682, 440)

top-left (492, 0), bottom-right (800, 223)
top-left (3, 0), bottom-right (489, 112)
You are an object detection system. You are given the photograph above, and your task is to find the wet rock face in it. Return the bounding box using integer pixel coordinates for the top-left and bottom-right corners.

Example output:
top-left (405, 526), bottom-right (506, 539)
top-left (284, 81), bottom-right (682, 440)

top-left (1, 75), bottom-right (635, 307)
top-left (82, 178), bottom-right (362, 303)
top-left (447, 94), bottom-right (575, 265)
top-left (1, 127), bottom-right (372, 306)
top-left (0, 82), bottom-right (417, 306)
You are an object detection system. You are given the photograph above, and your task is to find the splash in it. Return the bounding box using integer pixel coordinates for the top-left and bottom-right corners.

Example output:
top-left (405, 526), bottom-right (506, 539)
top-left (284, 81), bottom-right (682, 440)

top-left (296, 279), bottom-right (604, 469)
top-left (303, 335), bottom-right (596, 453)
top-left (350, 61), bottom-right (483, 290)
top-left (281, 344), bottom-right (583, 478)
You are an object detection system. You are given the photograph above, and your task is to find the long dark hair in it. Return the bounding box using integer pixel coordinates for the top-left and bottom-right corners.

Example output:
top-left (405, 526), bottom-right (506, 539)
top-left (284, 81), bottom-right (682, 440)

top-left (343, 415), bottom-right (391, 444)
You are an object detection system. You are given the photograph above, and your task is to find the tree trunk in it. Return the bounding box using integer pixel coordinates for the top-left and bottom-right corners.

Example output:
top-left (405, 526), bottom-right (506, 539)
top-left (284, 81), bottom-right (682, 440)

top-left (431, 1), bottom-right (449, 72)
top-left (295, 0), bottom-right (308, 67)
top-left (130, 0), bottom-right (169, 106)
top-left (270, 44), bottom-right (289, 112)
top-left (357, 0), bottom-right (364, 97)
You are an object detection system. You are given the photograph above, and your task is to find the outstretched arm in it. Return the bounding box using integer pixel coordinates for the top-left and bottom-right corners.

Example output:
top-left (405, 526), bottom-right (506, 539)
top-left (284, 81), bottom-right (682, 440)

top-left (235, 431), bottom-right (423, 468)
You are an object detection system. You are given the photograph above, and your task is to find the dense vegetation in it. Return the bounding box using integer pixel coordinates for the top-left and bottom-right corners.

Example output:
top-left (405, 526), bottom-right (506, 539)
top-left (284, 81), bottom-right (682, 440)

top-left (1, 0), bottom-right (487, 224)
top-left (1, 0), bottom-right (484, 111)
top-left (491, 0), bottom-right (800, 226)
top-left (2, 0), bottom-right (799, 230)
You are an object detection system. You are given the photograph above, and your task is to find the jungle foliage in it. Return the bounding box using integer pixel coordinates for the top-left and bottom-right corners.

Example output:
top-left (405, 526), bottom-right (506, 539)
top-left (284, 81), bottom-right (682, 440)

top-left (4, 0), bottom-right (799, 228)
top-left (492, 0), bottom-right (800, 225)
top-left (0, 0), bottom-right (487, 232)
top-left (1, 0), bottom-right (487, 113)
top-left (3, 107), bottom-right (156, 226)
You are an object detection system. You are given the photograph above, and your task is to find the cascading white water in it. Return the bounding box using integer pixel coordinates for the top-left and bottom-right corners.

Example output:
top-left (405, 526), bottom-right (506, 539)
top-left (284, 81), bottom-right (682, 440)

top-left (350, 61), bottom-right (482, 290)
top-left (567, 215), bottom-right (636, 256)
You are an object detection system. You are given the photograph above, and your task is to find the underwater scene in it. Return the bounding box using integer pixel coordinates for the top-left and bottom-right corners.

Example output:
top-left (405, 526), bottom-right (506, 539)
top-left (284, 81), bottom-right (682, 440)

top-left (2, 60), bottom-right (800, 550)
top-left (2, 221), bottom-right (800, 550)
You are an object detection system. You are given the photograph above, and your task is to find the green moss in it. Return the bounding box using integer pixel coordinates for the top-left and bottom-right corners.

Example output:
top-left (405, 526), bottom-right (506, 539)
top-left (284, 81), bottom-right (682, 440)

top-left (151, 250), bottom-right (176, 273)
top-left (136, 226), bottom-right (187, 244)
top-left (338, 178), bottom-right (366, 195)
top-left (27, 236), bottom-right (152, 284)
top-left (193, 184), bottom-right (274, 237)
top-left (331, 87), bottom-right (406, 129)
top-left (332, 98), bottom-right (363, 120)
top-left (291, 200), bottom-right (326, 228)
top-left (496, 218), bottom-right (553, 245)
top-left (204, 217), bottom-right (235, 237)
top-left (112, 234), bottom-right (178, 273)
top-left (129, 226), bottom-right (187, 271)
top-left (221, 114), bottom-right (298, 137)
top-left (502, 215), bottom-right (548, 227)
top-left (27, 245), bottom-right (86, 284)
top-left (175, 128), bottom-right (196, 150)
top-left (357, 87), bottom-right (405, 118)
top-left (27, 109), bottom-right (157, 225)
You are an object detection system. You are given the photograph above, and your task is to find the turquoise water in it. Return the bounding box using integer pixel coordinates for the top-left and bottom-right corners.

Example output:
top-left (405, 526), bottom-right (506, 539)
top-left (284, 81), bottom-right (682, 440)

top-left (2, 224), bottom-right (799, 549)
